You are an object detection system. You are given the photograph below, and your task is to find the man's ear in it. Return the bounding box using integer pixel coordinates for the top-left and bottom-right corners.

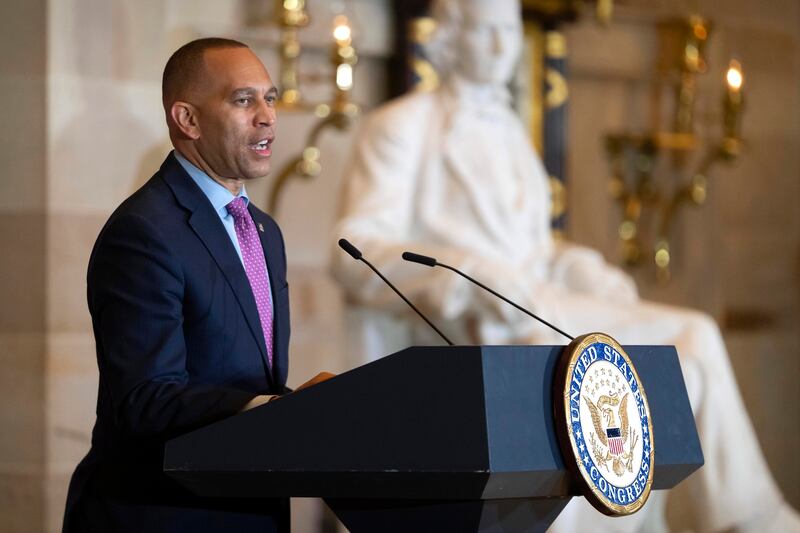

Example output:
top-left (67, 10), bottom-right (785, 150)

top-left (170, 101), bottom-right (201, 140)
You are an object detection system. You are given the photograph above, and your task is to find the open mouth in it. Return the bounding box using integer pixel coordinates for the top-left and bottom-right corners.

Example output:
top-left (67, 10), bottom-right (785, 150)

top-left (250, 138), bottom-right (273, 155)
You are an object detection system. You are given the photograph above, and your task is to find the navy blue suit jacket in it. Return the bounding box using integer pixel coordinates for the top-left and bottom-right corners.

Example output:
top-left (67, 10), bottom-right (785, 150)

top-left (63, 153), bottom-right (291, 532)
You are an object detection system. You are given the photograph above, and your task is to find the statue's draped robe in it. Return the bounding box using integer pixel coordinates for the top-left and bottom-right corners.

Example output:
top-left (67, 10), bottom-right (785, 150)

top-left (332, 79), bottom-right (787, 532)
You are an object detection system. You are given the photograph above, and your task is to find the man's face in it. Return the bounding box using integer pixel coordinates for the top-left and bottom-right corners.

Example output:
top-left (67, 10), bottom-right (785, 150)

top-left (455, 0), bottom-right (522, 85)
top-left (192, 47), bottom-right (278, 181)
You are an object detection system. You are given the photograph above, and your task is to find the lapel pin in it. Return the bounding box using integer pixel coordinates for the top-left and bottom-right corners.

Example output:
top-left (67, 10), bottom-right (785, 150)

top-left (258, 223), bottom-right (265, 233)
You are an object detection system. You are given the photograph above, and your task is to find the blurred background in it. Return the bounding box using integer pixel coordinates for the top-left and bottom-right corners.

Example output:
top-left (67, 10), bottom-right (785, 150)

top-left (0, 0), bottom-right (797, 531)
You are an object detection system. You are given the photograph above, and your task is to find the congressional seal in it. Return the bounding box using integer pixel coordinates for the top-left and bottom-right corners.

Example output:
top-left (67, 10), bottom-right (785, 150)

top-left (554, 332), bottom-right (655, 516)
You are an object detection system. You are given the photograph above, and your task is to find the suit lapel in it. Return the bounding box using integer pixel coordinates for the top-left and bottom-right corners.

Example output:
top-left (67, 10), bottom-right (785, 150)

top-left (161, 154), bottom-right (272, 383)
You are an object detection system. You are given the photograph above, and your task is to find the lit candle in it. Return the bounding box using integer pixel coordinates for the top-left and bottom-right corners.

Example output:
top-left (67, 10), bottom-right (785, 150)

top-left (723, 59), bottom-right (744, 140)
top-left (726, 59), bottom-right (743, 96)
top-left (332, 14), bottom-right (357, 100)
top-left (333, 16), bottom-right (352, 46)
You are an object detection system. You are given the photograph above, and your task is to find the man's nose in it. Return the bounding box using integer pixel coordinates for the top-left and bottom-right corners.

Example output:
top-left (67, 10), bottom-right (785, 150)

top-left (255, 100), bottom-right (276, 127)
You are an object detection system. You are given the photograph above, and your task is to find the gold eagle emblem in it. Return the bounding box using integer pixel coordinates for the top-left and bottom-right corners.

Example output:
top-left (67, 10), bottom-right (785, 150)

top-left (584, 392), bottom-right (639, 477)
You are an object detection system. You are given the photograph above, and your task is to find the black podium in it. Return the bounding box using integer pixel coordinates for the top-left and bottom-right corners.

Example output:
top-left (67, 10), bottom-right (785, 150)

top-left (164, 345), bottom-right (703, 532)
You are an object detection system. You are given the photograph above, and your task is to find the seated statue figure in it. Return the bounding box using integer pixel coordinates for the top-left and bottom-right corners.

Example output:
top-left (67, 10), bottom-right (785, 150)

top-left (331, 0), bottom-right (799, 531)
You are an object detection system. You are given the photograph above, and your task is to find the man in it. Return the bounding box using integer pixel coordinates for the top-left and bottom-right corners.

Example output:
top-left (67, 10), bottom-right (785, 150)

top-left (332, 1), bottom-right (799, 531)
top-left (63, 38), bottom-right (328, 532)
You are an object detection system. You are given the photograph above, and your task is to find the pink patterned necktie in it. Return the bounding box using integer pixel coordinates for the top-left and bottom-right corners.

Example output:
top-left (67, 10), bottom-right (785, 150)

top-left (226, 197), bottom-right (273, 370)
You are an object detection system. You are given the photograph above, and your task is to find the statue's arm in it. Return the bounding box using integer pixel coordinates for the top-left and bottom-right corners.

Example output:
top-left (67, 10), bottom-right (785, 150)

top-left (548, 240), bottom-right (638, 302)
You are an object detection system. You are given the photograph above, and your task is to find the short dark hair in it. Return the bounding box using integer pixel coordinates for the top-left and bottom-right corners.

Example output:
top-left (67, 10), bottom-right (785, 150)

top-left (162, 37), bottom-right (249, 110)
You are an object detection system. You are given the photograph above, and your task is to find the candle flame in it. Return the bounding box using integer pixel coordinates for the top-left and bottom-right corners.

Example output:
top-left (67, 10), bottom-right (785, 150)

top-left (336, 63), bottom-right (353, 90)
top-left (726, 60), bottom-right (743, 91)
top-left (333, 16), bottom-right (351, 43)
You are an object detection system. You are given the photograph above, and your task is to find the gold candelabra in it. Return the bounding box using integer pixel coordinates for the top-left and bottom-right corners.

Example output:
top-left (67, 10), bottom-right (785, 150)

top-left (604, 16), bottom-right (745, 283)
top-left (269, 0), bottom-right (359, 214)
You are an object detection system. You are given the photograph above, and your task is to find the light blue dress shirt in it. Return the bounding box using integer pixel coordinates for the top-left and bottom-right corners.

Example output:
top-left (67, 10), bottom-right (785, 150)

top-left (175, 151), bottom-right (251, 263)
top-left (174, 151), bottom-right (273, 316)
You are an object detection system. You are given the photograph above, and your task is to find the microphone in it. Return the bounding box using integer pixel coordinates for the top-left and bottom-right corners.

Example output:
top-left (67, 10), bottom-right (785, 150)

top-left (402, 251), bottom-right (574, 342)
top-left (338, 239), bottom-right (454, 346)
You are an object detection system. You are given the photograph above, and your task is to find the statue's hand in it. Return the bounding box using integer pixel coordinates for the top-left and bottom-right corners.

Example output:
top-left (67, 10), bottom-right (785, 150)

top-left (562, 258), bottom-right (638, 303)
top-left (602, 264), bottom-right (638, 303)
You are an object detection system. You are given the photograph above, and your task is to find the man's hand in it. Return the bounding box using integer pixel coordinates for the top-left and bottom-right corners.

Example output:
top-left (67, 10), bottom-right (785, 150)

top-left (240, 372), bottom-right (336, 412)
top-left (240, 395), bottom-right (278, 412)
top-left (294, 372), bottom-right (336, 392)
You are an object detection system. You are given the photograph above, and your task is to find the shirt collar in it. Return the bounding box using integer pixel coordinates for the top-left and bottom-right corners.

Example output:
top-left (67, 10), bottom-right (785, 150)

top-left (174, 150), bottom-right (249, 218)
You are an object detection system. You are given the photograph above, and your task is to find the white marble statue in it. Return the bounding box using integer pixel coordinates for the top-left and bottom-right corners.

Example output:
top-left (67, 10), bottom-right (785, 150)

top-left (331, 0), bottom-right (799, 531)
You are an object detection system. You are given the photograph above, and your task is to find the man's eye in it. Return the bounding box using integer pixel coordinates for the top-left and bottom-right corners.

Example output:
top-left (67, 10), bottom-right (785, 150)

top-left (266, 95), bottom-right (277, 104)
top-left (236, 98), bottom-right (252, 105)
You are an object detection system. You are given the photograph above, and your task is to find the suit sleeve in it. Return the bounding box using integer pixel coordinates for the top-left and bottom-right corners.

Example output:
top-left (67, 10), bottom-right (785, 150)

top-left (89, 212), bottom-right (255, 440)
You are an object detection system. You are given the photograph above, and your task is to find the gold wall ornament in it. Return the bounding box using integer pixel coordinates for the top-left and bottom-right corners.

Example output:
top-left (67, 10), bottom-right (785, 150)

top-left (522, 0), bottom-right (578, 19)
top-left (519, 4), bottom-right (614, 233)
top-left (595, 0), bottom-right (613, 25)
top-left (674, 16), bottom-right (711, 134)
top-left (522, 0), bottom-right (615, 25)
top-left (523, 21), bottom-right (545, 156)
top-left (274, 0), bottom-right (359, 112)
top-left (545, 30), bottom-right (567, 59)
top-left (268, 1), bottom-right (361, 215)
top-left (604, 15), bottom-right (745, 282)
top-left (276, 0), bottom-right (309, 106)
top-left (549, 176), bottom-right (567, 219)
top-left (408, 16), bottom-right (437, 44)
top-left (409, 17), bottom-right (440, 93)
top-left (545, 67), bottom-right (569, 109)
top-left (410, 57), bottom-right (439, 93)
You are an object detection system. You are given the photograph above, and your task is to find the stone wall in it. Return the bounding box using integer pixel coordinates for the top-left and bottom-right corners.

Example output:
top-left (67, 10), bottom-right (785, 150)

top-left (0, 1), bottom-right (47, 531)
